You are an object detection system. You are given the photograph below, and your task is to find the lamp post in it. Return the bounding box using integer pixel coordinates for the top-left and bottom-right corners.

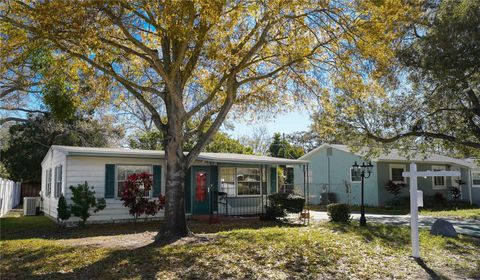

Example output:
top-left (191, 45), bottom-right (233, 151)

top-left (352, 161), bottom-right (373, 226)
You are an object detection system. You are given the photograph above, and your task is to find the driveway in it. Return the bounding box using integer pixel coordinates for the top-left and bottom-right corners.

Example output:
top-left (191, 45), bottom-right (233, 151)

top-left (309, 211), bottom-right (480, 237)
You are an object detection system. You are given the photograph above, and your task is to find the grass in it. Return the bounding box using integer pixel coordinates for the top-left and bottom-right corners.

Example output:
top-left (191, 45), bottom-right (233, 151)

top-left (308, 204), bottom-right (480, 220)
top-left (1, 214), bottom-right (479, 279)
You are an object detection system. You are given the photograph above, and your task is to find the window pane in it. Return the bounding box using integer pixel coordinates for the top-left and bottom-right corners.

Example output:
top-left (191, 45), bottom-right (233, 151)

top-left (220, 167), bottom-right (235, 182)
top-left (118, 182), bottom-right (125, 197)
top-left (473, 172), bottom-right (480, 185)
top-left (350, 169), bottom-right (361, 182)
top-left (237, 168), bottom-right (261, 195)
top-left (116, 165), bottom-right (151, 197)
top-left (391, 168), bottom-right (404, 181)
top-left (238, 182), bottom-right (260, 195)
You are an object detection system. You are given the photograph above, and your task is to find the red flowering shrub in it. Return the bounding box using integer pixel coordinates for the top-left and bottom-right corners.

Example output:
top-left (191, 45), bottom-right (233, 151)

top-left (120, 172), bottom-right (165, 222)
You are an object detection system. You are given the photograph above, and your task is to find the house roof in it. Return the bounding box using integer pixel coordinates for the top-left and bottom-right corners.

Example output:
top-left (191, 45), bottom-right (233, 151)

top-left (50, 145), bottom-right (308, 165)
top-left (300, 144), bottom-right (475, 168)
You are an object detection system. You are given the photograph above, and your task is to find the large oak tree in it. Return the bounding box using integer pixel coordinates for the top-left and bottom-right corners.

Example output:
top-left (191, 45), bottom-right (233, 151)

top-left (0, 0), bottom-right (419, 240)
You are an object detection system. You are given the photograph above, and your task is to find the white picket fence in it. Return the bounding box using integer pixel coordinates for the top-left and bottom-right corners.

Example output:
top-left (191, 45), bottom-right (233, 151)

top-left (0, 178), bottom-right (21, 217)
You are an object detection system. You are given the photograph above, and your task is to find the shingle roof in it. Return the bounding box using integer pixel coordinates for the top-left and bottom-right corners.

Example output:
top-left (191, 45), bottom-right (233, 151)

top-left (51, 145), bottom-right (307, 165)
top-left (301, 144), bottom-right (475, 168)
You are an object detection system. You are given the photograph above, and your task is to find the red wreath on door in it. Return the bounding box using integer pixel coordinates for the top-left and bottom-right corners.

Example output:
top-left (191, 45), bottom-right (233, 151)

top-left (195, 172), bottom-right (207, 201)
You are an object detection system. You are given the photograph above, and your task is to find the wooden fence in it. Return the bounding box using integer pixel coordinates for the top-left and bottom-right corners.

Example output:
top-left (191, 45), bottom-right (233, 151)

top-left (0, 178), bottom-right (21, 217)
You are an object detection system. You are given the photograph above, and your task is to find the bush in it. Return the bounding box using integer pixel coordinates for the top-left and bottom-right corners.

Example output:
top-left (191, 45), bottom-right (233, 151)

top-left (327, 203), bottom-right (351, 223)
top-left (56, 194), bottom-right (71, 227)
top-left (120, 172), bottom-right (164, 222)
top-left (263, 193), bottom-right (306, 220)
top-left (70, 181), bottom-right (106, 226)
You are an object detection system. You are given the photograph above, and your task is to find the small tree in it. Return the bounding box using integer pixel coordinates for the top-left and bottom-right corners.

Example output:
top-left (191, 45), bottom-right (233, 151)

top-left (70, 182), bottom-right (106, 226)
top-left (120, 172), bottom-right (165, 223)
top-left (56, 194), bottom-right (71, 227)
top-left (385, 180), bottom-right (407, 206)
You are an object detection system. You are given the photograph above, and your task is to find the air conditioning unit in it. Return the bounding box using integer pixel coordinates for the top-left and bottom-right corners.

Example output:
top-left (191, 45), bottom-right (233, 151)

top-left (24, 197), bottom-right (38, 216)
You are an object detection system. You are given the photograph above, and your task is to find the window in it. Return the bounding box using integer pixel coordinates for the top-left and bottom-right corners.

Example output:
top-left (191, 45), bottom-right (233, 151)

top-left (237, 168), bottom-right (261, 195)
top-left (46, 168), bottom-right (52, 197)
top-left (472, 172), bottom-right (480, 186)
top-left (116, 165), bottom-right (152, 197)
top-left (432, 165), bottom-right (446, 189)
top-left (220, 167), bottom-right (266, 196)
top-left (389, 164), bottom-right (406, 183)
top-left (350, 167), bottom-right (361, 183)
top-left (220, 167), bottom-right (236, 196)
top-left (54, 165), bottom-right (62, 197)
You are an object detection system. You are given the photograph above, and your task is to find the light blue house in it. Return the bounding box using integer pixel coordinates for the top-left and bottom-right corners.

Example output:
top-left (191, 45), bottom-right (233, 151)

top-left (294, 144), bottom-right (480, 207)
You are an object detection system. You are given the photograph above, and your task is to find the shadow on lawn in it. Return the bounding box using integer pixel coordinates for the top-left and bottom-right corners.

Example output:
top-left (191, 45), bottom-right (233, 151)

top-left (1, 214), bottom-right (296, 241)
top-left (3, 242), bottom-right (205, 280)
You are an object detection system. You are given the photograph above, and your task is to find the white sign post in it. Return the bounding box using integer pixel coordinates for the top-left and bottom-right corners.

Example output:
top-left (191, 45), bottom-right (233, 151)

top-left (403, 163), bottom-right (460, 259)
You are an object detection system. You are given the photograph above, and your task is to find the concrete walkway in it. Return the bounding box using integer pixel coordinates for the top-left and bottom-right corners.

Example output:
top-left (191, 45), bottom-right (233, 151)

top-left (309, 211), bottom-right (480, 237)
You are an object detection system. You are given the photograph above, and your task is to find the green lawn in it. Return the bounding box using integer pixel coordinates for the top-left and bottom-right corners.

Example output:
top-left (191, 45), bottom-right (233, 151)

top-left (1, 214), bottom-right (479, 279)
top-left (308, 204), bottom-right (480, 220)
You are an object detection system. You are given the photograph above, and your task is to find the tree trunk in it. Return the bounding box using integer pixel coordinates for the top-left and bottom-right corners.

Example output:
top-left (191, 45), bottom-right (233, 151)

top-left (156, 118), bottom-right (189, 242)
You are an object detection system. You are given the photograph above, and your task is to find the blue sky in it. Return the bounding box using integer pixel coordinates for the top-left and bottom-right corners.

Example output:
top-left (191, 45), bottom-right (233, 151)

top-left (226, 110), bottom-right (312, 138)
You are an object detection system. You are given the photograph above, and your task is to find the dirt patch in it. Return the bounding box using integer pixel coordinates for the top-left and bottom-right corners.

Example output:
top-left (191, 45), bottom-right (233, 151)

top-left (58, 231), bottom-right (218, 249)
top-left (58, 231), bottom-right (157, 249)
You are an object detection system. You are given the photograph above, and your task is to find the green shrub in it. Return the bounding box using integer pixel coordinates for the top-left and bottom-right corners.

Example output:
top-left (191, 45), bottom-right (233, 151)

top-left (263, 193), bottom-right (306, 220)
top-left (56, 194), bottom-right (71, 226)
top-left (327, 203), bottom-right (351, 223)
top-left (70, 181), bottom-right (106, 226)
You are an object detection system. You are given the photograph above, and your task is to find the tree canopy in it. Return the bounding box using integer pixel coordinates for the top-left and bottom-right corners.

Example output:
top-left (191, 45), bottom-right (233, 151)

top-left (1, 114), bottom-right (123, 182)
top-left (314, 0), bottom-right (479, 157)
top-left (268, 133), bottom-right (304, 159)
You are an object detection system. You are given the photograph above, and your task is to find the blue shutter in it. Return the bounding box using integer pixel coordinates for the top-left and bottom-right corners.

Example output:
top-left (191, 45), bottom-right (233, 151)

top-left (105, 164), bottom-right (115, 198)
top-left (153, 165), bottom-right (162, 197)
top-left (270, 167), bottom-right (277, 194)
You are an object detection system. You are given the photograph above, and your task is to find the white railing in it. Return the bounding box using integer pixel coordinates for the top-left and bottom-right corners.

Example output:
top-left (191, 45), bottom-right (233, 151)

top-left (0, 178), bottom-right (21, 217)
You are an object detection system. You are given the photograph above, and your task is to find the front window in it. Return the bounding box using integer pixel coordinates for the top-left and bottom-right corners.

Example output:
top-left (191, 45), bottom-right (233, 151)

top-left (220, 167), bottom-right (266, 196)
top-left (237, 168), bottom-right (261, 195)
top-left (432, 165), bottom-right (446, 189)
top-left (390, 164), bottom-right (406, 183)
top-left (473, 172), bottom-right (480, 186)
top-left (116, 165), bottom-right (152, 197)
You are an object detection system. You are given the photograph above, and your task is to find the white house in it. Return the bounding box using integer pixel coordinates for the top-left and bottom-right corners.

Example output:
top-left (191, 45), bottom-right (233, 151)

top-left (41, 145), bottom-right (308, 224)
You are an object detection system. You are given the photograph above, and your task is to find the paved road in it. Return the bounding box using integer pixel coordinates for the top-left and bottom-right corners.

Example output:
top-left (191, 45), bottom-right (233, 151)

top-left (309, 211), bottom-right (480, 237)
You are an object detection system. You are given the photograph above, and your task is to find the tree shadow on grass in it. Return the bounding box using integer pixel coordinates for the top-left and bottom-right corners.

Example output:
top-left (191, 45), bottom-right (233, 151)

top-left (1, 214), bottom-right (299, 241)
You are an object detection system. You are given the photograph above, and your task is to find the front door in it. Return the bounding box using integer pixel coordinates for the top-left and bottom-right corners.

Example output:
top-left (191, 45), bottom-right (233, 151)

top-left (192, 166), bottom-right (210, 214)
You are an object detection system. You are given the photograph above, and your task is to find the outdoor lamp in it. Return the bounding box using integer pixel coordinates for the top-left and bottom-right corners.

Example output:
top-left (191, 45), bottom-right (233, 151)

top-left (352, 160), bottom-right (373, 227)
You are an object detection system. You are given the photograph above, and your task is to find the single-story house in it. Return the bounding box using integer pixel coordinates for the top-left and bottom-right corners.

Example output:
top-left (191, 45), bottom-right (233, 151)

top-left (41, 145), bottom-right (308, 223)
top-left (293, 144), bottom-right (480, 207)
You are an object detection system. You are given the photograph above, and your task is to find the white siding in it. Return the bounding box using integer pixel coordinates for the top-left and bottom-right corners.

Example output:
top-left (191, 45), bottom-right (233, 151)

top-left (62, 156), bottom-right (167, 223)
top-left (41, 148), bottom-right (67, 219)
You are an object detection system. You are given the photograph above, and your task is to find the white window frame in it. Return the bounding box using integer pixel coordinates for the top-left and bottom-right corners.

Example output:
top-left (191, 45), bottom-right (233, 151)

top-left (349, 167), bottom-right (361, 183)
top-left (219, 166), bottom-right (266, 197)
top-left (432, 165), bottom-right (447, 189)
top-left (472, 171), bottom-right (480, 187)
top-left (54, 165), bottom-right (62, 198)
top-left (115, 165), bottom-right (153, 198)
top-left (220, 167), bottom-right (236, 197)
top-left (46, 168), bottom-right (52, 197)
top-left (389, 164), bottom-right (406, 183)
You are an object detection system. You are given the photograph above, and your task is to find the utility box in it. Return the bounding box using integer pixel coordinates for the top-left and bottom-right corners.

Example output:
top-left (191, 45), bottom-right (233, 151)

top-left (417, 190), bottom-right (423, 207)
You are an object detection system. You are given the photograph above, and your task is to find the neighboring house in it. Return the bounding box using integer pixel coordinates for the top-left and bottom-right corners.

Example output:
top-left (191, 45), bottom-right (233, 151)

top-left (41, 145), bottom-right (308, 223)
top-left (293, 144), bottom-right (480, 207)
